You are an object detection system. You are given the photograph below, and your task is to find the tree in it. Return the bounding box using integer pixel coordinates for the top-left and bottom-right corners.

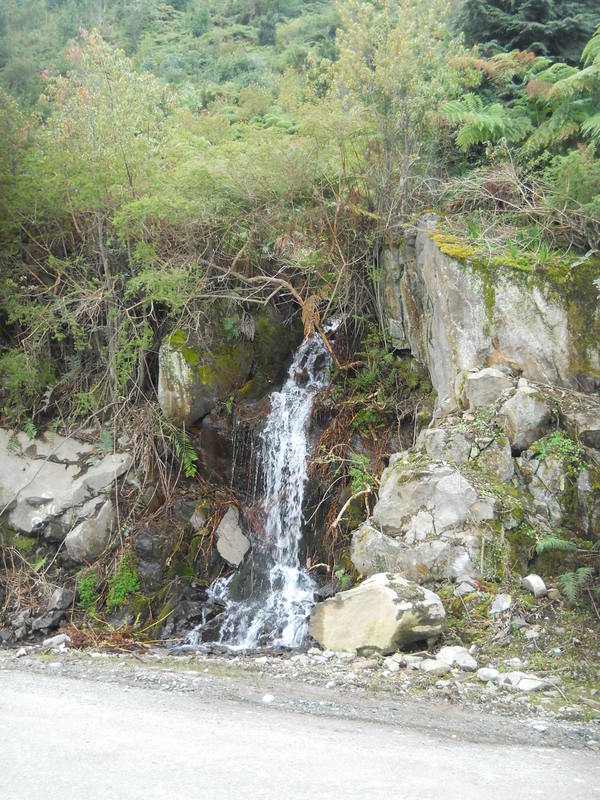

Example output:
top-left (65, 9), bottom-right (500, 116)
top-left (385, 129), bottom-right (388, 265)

top-left (456, 0), bottom-right (599, 64)
top-left (332, 0), bottom-right (463, 227)
top-left (30, 32), bottom-right (174, 400)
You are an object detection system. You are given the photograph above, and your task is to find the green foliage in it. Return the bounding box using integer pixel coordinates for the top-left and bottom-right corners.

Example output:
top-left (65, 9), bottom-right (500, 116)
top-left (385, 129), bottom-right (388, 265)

top-left (456, 0), bottom-right (599, 64)
top-left (348, 454), bottom-right (375, 495)
top-left (442, 93), bottom-right (532, 150)
top-left (77, 571), bottom-right (99, 613)
top-left (557, 566), bottom-right (594, 603)
top-left (531, 431), bottom-right (586, 473)
top-left (536, 535), bottom-right (578, 554)
top-left (168, 426), bottom-right (199, 478)
top-left (106, 552), bottom-right (140, 609)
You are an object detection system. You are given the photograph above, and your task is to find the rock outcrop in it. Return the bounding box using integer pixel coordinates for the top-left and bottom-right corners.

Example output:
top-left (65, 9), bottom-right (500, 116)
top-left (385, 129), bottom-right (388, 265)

top-left (215, 506), bottom-right (250, 567)
top-left (308, 573), bottom-right (446, 654)
top-left (380, 217), bottom-right (600, 415)
top-left (350, 370), bottom-right (599, 585)
top-left (0, 428), bottom-right (131, 543)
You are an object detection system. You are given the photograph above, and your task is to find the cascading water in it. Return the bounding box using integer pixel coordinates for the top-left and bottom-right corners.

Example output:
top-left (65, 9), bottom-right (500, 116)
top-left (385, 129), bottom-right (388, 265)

top-left (190, 332), bottom-right (331, 650)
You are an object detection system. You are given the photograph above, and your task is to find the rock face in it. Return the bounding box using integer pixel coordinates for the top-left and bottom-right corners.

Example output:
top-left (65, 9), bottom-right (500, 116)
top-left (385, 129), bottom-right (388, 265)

top-left (380, 218), bottom-right (600, 415)
top-left (351, 457), bottom-right (487, 583)
top-left (0, 428), bottom-right (131, 540)
top-left (215, 507), bottom-right (250, 567)
top-left (308, 573), bottom-right (446, 654)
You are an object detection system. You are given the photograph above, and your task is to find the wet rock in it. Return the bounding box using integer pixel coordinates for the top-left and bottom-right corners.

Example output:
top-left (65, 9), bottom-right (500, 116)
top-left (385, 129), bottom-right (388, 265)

top-left (215, 507), bottom-right (250, 567)
top-left (64, 500), bottom-right (116, 563)
top-left (157, 334), bottom-right (252, 427)
top-left (308, 573), bottom-right (446, 655)
top-left (497, 380), bottom-right (551, 452)
top-left (521, 574), bottom-right (547, 598)
top-left (461, 368), bottom-right (514, 410)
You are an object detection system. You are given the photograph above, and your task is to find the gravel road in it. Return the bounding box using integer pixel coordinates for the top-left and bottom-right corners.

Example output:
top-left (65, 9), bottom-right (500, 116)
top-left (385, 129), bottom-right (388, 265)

top-left (1, 665), bottom-right (599, 800)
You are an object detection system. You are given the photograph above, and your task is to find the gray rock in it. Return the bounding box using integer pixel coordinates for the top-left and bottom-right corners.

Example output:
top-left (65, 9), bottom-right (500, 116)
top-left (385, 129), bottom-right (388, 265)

top-left (64, 499), bottom-right (116, 563)
top-left (308, 573), bottom-right (446, 654)
top-left (562, 402), bottom-right (600, 451)
top-left (215, 507), bottom-right (250, 567)
top-left (420, 659), bottom-right (451, 675)
top-left (490, 593), bottom-right (512, 615)
top-left (521, 574), bottom-right (547, 598)
top-left (350, 460), bottom-right (483, 584)
top-left (477, 667), bottom-right (500, 683)
top-left (31, 610), bottom-right (64, 632)
top-left (0, 426), bottom-right (131, 538)
top-left (43, 633), bottom-right (71, 648)
top-left (436, 645), bottom-right (478, 671)
top-left (379, 220), bottom-right (593, 415)
top-left (48, 588), bottom-right (75, 611)
top-left (497, 380), bottom-right (551, 452)
top-left (475, 438), bottom-right (514, 482)
top-left (461, 368), bottom-right (514, 410)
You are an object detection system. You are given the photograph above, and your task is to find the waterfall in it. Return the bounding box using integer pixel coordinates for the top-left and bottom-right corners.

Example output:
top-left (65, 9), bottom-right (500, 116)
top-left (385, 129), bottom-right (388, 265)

top-left (191, 333), bottom-right (331, 650)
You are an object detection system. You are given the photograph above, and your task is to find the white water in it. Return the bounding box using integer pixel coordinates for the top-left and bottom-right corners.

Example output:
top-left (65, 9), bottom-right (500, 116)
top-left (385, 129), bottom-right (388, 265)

top-left (191, 333), bottom-right (331, 650)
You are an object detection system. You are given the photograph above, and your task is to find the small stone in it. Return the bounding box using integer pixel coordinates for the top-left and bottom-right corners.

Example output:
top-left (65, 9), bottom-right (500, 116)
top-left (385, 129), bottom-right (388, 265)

top-left (15, 647), bottom-right (27, 658)
top-left (524, 626), bottom-right (541, 641)
top-left (504, 658), bottom-right (523, 668)
top-left (477, 667), bottom-right (500, 683)
top-left (547, 588), bottom-right (560, 601)
top-left (531, 721), bottom-right (549, 733)
top-left (254, 656), bottom-right (268, 665)
top-left (521, 574), bottom-right (547, 598)
top-left (518, 678), bottom-right (547, 692)
top-left (261, 694), bottom-right (275, 704)
top-left (42, 633), bottom-right (71, 648)
top-left (420, 659), bottom-right (451, 676)
top-left (383, 656), bottom-right (400, 672)
top-left (350, 658), bottom-right (378, 671)
top-left (391, 652), bottom-right (407, 665)
top-left (436, 645), bottom-right (478, 671)
top-left (490, 593), bottom-right (511, 615)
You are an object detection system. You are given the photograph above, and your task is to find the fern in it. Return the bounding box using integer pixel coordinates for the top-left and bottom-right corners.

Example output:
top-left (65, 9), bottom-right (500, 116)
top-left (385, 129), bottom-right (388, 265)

top-left (168, 427), bottom-right (198, 479)
top-left (535, 536), bottom-right (577, 554)
top-left (442, 93), bottom-right (532, 151)
top-left (557, 567), bottom-right (594, 603)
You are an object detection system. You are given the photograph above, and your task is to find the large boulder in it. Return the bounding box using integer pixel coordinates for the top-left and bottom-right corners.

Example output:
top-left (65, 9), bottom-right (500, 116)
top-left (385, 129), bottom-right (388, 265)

top-left (350, 458), bottom-right (490, 583)
top-left (0, 428), bottom-right (131, 538)
top-left (308, 573), bottom-right (446, 654)
top-left (157, 332), bottom-right (252, 427)
top-left (380, 218), bottom-right (600, 415)
top-left (497, 380), bottom-right (551, 452)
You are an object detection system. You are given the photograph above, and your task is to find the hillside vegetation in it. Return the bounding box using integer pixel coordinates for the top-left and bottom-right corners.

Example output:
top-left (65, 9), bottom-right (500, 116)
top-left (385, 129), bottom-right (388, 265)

top-left (0, 0), bottom-right (599, 426)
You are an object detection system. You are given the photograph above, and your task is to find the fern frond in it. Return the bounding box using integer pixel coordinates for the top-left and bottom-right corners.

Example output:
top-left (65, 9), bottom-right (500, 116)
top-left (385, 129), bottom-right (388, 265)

top-left (581, 112), bottom-right (600, 143)
top-left (168, 427), bottom-right (198, 478)
top-left (582, 26), bottom-right (600, 67)
top-left (535, 536), bottom-right (577, 554)
top-left (443, 94), bottom-right (531, 151)
top-left (557, 571), bottom-right (578, 603)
